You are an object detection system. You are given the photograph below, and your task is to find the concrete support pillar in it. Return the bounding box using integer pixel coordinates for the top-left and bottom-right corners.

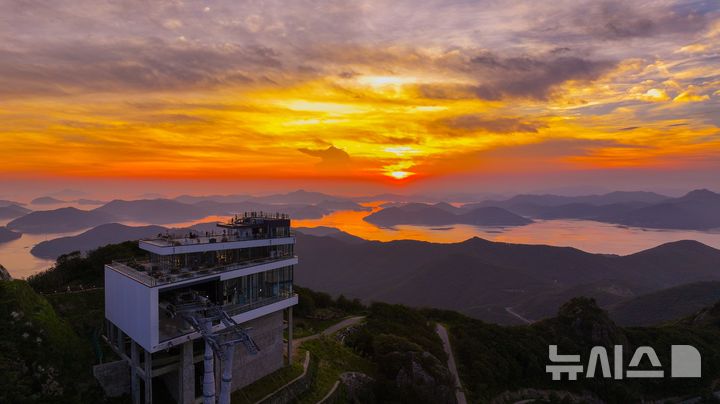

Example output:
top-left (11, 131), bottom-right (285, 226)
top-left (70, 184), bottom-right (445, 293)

top-left (287, 307), bottom-right (293, 364)
top-left (118, 327), bottom-right (125, 356)
top-left (202, 341), bottom-right (216, 404)
top-left (214, 347), bottom-right (222, 398)
top-left (144, 349), bottom-right (153, 404)
top-left (107, 321), bottom-right (114, 347)
top-left (131, 341), bottom-right (140, 404)
top-left (179, 341), bottom-right (195, 404)
top-left (218, 345), bottom-right (235, 404)
top-left (106, 321), bottom-right (112, 346)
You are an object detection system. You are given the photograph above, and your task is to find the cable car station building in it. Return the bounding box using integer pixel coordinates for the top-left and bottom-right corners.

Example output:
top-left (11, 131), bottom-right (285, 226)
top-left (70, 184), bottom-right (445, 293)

top-left (103, 212), bottom-right (298, 403)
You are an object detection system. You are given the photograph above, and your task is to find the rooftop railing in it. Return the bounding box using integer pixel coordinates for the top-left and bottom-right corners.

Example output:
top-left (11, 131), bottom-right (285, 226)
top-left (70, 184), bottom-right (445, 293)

top-left (109, 254), bottom-right (297, 287)
top-left (141, 230), bottom-right (295, 248)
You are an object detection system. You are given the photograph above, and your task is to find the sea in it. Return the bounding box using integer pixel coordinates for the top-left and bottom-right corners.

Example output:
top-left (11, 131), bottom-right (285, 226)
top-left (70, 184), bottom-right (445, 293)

top-left (3, 201), bottom-right (720, 279)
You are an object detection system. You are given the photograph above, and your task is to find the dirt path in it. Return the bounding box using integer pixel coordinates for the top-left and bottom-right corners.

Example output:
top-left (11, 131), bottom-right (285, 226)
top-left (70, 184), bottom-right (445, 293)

top-left (292, 315), bottom-right (365, 357)
top-left (436, 324), bottom-right (468, 404)
top-left (505, 306), bottom-right (533, 324)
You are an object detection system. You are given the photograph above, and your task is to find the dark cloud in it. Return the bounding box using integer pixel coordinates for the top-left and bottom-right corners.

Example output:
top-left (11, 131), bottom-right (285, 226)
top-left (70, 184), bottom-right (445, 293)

top-left (0, 39), bottom-right (287, 96)
top-left (478, 138), bottom-right (641, 159)
top-left (441, 115), bottom-right (547, 133)
top-left (417, 83), bottom-right (477, 100)
top-left (532, 0), bottom-right (717, 41)
top-left (298, 145), bottom-right (351, 168)
top-left (467, 53), bottom-right (616, 100)
top-left (419, 52), bottom-right (615, 101)
top-left (0, 0), bottom-right (714, 105)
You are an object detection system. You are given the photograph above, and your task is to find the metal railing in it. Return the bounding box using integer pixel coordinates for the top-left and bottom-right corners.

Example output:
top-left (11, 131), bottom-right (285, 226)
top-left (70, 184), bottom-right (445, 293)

top-left (158, 292), bottom-right (297, 344)
top-left (224, 292), bottom-right (295, 318)
top-left (109, 255), bottom-right (297, 287)
top-left (108, 261), bottom-right (159, 286)
top-left (142, 231), bottom-right (296, 248)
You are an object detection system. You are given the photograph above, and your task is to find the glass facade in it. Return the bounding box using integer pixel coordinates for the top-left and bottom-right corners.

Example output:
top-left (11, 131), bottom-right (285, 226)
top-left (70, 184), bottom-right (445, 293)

top-left (149, 244), bottom-right (293, 273)
top-left (221, 266), bottom-right (293, 305)
top-left (158, 265), bottom-right (294, 342)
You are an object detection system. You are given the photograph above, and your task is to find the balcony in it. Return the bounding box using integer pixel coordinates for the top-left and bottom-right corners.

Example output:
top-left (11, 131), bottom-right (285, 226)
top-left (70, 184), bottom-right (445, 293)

top-left (109, 255), bottom-right (297, 287)
top-left (141, 230), bottom-right (296, 248)
top-left (158, 292), bottom-right (298, 349)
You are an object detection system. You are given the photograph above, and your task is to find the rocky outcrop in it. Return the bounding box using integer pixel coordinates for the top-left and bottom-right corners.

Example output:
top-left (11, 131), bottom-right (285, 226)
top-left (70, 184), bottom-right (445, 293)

top-left (340, 372), bottom-right (375, 402)
top-left (392, 350), bottom-right (455, 404)
top-left (555, 297), bottom-right (628, 348)
top-left (0, 264), bottom-right (11, 281)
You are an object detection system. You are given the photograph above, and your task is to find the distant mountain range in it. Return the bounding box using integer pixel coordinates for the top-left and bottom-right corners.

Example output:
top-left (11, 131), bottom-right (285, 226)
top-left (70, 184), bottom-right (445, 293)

top-left (350, 193), bottom-right (441, 203)
top-left (175, 189), bottom-right (370, 207)
top-left (22, 217), bottom-right (720, 326)
top-left (295, 226), bottom-right (366, 244)
top-left (475, 190), bottom-right (669, 210)
top-left (174, 193), bottom-right (253, 204)
top-left (31, 223), bottom-right (363, 259)
top-left (93, 199), bottom-right (204, 223)
top-left (249, 189), bottom-right (353, 205)
top-left (475, 189), bottom-right (720, 230)
top-left (0, 204), bottom-right (31, 220)
top-left (11, 188), bottom-right (720, 233)
top-left (76, 199), bottom-right (106, 205)
top-left (7, 207), bottom-right (114, 233)
top-left (30, 222), bottom-right (226, 259)
top-left (31, 223), bottom-right (169, 259)
top-left (0, 227), bottom-right (21, 244)
top-left (7, 191), bottom-right (370, 234)
top-left (363, 188), bottom-right (720, 231)
top-left (294, 231), bottom-right (720, 324)
top-left (31, 196), bottom-right (65, 204)
top-left (0, 200), bottom-right (25, 207)
top-left (608, 189), bottom-right (720, 230)
top-left (363, 202), bottom-right (532, 227)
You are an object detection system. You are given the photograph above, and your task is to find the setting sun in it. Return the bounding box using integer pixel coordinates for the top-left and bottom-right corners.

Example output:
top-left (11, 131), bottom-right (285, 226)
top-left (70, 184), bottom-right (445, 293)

top-left (0, 0), bottom-right (716, 191)
top-left (2, 2), bottom-right (720, 402)
top-left (389, 171), bottom-right (414, 180)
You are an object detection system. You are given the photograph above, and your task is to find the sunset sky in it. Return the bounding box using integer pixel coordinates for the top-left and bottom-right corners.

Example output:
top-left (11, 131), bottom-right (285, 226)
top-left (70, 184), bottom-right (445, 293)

top-left (1, 0), bottom-right (719, 196)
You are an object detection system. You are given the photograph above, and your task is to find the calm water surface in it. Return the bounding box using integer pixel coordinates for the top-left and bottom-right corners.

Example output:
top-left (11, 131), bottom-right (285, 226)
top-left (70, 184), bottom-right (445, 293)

top-left (3, 201), bottom-right (720, 278)
top-left (295, 202), bottom-right (720, 254)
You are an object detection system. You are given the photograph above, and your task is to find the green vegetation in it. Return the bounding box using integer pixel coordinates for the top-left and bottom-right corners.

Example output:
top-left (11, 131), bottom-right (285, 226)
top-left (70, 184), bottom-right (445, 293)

top-left (6, 241), bottom-right (720, 404)
top-left (344, 303), bottom-right (455, 404)
top-left (27, 241), bottom-right (144, 293)
top-left (348, 303), bottom-right (446, 362)
top-left (295, 285), bottom-right (364, 317)
top-left (292, 285), bottom-right (366, 338)
top-left (231, 353), bottom-right (305, 404)
top-left (423, 297), bottom-right (720, 403)
top-left (293, 316), bottom-right (346, 338)
top-left (0, 242), bottom-right (142, 403)
top-left (297, 337), bottom-right (375, 403)
top-left (0, 280), bottom-right (106, 403)
top-left (45, 289), bottom-right (114, 363)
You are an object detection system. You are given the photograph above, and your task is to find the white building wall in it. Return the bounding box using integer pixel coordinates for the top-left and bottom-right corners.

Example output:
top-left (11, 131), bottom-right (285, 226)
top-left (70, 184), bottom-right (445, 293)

top-left (105, 265), bottom-right (157, 351)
